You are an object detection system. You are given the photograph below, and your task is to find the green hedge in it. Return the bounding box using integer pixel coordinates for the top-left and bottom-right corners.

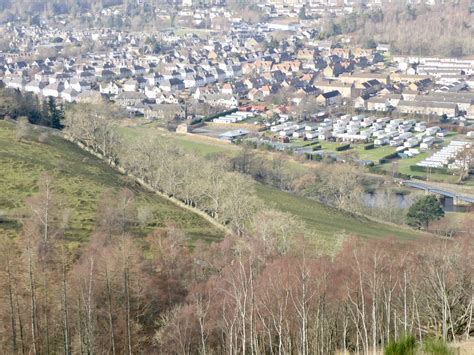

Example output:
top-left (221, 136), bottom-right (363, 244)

top-left (409, 165), bottom-right (449, 175)
top-left (191, 108), bottom-right (238, 125)
top-left (336, 144), bottom-right (351, 151)
top-left (364, 143), bottom-right (374, 150)
top-left (379, 152), bottom-right (400, 165)
top-left (301, 140), bottom-right (320, 148)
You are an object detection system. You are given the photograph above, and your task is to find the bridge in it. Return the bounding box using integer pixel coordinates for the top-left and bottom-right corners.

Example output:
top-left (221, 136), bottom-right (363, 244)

top-left (402, 181), bottom-right (474, 207)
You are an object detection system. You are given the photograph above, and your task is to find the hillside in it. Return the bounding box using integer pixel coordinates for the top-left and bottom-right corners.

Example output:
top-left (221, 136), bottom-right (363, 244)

top-left (120, 124), bottom-right (422, 244)
top-left (255, 184), bottom-right (422, 245)
top-left (0, 120), bottom-right (223, 244)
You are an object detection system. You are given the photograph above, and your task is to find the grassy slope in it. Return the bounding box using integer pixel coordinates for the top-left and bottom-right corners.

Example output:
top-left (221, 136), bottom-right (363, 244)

top-left (255, 184), bottom-right (421, 243)
top-left (0, 121), bottom-right (222, 244)
top-left (118, 123), bottom-right (239, 156)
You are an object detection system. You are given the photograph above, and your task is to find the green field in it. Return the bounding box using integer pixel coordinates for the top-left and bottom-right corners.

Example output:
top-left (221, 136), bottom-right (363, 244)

top-left (379, 152), bottom-right (463, 183)
top-left (290, 139), bottom-right (397, 163)
top-left (255, 184), bottom-right (422, 247)
top-left (119, 123), bottom-right (238, 156)
top-left (0, 121), bottom-right (222, 244)
top-left (314, 141), bottom-right (397, 162)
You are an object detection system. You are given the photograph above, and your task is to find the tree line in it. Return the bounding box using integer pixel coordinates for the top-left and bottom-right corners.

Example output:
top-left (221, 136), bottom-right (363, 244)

top-left (323, 1), bottom-right (474, 57)
top-left (0, 87), bottom-right (64, 129)
top-left (0, 173), bottom-right (472, 354)
top-left (64, 102), bottom-right (260, 236)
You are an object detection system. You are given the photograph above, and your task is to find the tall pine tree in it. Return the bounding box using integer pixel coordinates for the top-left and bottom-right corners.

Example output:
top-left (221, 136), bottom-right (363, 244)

top-left (48, 97), bottom-right (63, 129)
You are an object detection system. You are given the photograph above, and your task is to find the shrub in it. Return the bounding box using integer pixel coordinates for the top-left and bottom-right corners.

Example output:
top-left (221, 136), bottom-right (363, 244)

top-left (422, 338), bottom-right (453, 355)
top-left (364, 143), bottom-right (375, 150)
top-left (305, 153), bottom-right (323, 161)
top-left (384, 334), bottom-right (416, 355)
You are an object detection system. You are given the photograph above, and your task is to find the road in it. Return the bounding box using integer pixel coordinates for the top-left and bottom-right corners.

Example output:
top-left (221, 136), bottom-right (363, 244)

top-left (402, 180), bottom-right (474, 204)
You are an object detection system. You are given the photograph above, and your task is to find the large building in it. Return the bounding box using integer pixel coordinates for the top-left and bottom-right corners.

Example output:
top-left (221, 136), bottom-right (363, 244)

top-left (397, 101), bottom-right (458, 117)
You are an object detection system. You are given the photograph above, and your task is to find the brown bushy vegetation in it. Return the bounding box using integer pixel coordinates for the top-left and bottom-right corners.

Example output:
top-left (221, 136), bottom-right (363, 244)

top-left (0, 180), bottom-right (472, 353)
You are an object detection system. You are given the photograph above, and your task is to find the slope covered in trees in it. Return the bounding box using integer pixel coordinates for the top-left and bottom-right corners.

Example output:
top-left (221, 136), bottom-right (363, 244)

top-left (0, 209), bottom-right (472, 353)
top-left (0, 120), bottom-right (223, 242)
top-left (324, 1), bottom-right (474, 56)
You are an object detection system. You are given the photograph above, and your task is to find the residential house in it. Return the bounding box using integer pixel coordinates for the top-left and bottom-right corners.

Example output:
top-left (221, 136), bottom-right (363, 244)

top-left (221, 83), bottom-right (233, 95)
top-left (100, 82), bottom-right (123, 96)
top-left (361, 79), bottom-right (383, 97)
top-left (316, 90), bottom-right (342, 106)
top-left (144, 103), bottom-right (185, 121)
top-left (397, 101), bottom-right (458, 116)
top-left (24, 80), bottom-right (47, 95)
top-left (354, 96), bottom-right (367, 110)
top-left (160, 78), bottom-right (185, 92)
top-left (144, 85), bottom-right (162, 100)
top-left (132, 65), bottom-right (146, 75)
top-left (99, 69), bottom-right (115, 81)
top-left (248, 88), bottom-right (264, 101)
top-left (61, 87), bottom-right (79, 103)
top-left (118, 67), bottom-right (133, 79)
top-left (203, 93), bottom-right (238, 108)
top-left (43, 82), bottom-right (64, 98)
top-left (384, 94), bottom-right (403, 108)
top-left (115, 91), bottom-right (147, 107)
top-left (66, 78), bottom-right (91, 93)
top-left (339, 73), bottom-right (390, 87)
top-left (5, 76), bottom-right (25, 90)
top-left (366, 97), bottom-right (388, 112)
top-left (315, 80), bottom-right (355, 99)
top-left (123, 79), bottom-right (139, 92)
top-left (79, 71), bottom-right (96, 84)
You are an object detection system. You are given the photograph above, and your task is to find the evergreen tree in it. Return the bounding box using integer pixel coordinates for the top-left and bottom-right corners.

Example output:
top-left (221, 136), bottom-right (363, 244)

top-left (41, 98), bottom-right (50, 126)
top-left (406, 195), bottom-right (444, 229)
top-left (48, 97), bottom-right (62, 129)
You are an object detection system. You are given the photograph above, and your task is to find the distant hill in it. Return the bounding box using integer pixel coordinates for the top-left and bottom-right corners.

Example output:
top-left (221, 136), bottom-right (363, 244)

top-left (0, 120), bottom-right (223, 244)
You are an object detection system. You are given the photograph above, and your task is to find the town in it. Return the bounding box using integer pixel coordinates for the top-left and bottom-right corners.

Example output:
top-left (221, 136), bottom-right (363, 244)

top-left (1, 2), bottom-right (472, 188)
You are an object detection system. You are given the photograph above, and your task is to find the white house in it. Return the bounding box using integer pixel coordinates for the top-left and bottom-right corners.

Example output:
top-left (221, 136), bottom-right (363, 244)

top-left (66, 79), bottom-right (91, 93)
top-left (145, 85), bottom-right (162, 100)
top-left (24, 80), bottom-right (46, 95)
top-left (123, 79), bottom-right (138, 92)
top-left (5, 77), bottom-right (25, 90)
top-left (159, 78), bottom-right (185, 92)
top-left (43, 82), bottom-right (64, 98)
top-left (61, 87), bottom-right (79, 103)
top-left (100, 82), bottom-right (122, 96)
